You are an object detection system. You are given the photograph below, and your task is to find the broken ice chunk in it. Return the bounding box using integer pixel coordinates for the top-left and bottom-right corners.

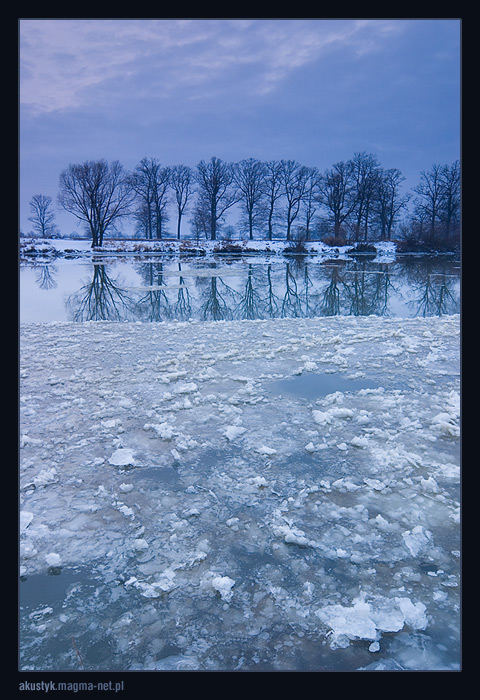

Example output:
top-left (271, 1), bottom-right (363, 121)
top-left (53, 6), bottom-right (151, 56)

top-left (256, 445), bottom-right (277, 456)
top-left (109, 448), bottom-right (135, 466)
top-left (20, 511), bottom-right (33, 533)
top-left (45, 552), bottom-right (61, 567)
top-left (402, 526), bottom-right (433, 557)
top-left (223, 425), bottom-right (247, 441)
top-left (211, 575), bottom-right (235, 602)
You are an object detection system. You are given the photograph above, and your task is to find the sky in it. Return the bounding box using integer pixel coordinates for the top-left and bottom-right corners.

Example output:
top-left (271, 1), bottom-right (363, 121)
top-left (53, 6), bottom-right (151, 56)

top-left (20, 18), bottom-right (460, 235)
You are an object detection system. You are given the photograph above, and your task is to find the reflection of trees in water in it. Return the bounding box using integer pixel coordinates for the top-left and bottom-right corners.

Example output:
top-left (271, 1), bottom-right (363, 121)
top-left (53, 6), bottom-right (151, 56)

top-left (62, 257), bottom-right (459, 323)
top-left (67, 265), bottom-right (133, 321)
top-left (319, 265), bottom-right (342, 316)
top-left (341, 262), bottom-right (371, 316)
top-left (373, 265), bottom-right (397, 316)
top-left (198, 263), bottom-right (239, 321)
top-left (135, 262), bottom-right (172, 321)
top-left (301, 262), bottom-right (315, 317)
top-left (262, 264), bottom-right (280, 318)
top-left (412, 272), bottom-right (457, 317)
top-left (235, 264), bottom-right (262, 319)
top-left (281, 263), bottom-right (303, 317)
top-left (35, 265), bottom-right (57, 290)
top-left (174, 262), bottom-right (192, 320)
top-left (396, 258), bottom-right (459, 317)
top-left (341, 261), bottom-right (397, 317)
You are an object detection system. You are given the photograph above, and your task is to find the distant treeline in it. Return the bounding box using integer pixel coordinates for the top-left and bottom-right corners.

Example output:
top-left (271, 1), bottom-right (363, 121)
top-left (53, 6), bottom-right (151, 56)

top-left (26, 154), bottom-right (460, 248)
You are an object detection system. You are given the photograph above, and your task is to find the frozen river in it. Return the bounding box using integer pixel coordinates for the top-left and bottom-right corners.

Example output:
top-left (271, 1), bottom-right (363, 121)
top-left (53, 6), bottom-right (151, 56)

top-left (19, 311), bottom-right (460, 671)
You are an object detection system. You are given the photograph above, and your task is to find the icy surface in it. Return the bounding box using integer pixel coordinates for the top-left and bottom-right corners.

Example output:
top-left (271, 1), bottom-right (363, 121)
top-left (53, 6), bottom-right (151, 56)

top-left (19, 314), bottom-right (460, 671)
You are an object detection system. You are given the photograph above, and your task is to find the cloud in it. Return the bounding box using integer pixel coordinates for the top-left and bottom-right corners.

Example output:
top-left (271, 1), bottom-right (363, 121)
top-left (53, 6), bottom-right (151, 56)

top-left (20, 19), bottom-right (405, 115)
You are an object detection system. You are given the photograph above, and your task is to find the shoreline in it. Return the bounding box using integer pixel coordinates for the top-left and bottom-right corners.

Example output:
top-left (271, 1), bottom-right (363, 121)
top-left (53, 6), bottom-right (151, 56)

top-left (19, 238), bottom-right (460, 264)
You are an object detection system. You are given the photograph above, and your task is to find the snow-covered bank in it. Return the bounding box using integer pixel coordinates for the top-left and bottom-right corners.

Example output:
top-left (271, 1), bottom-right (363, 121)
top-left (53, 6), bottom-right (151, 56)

top-left (20, 237), bottom-right (397, 263)
top-left (20, 315), bottom-right (460, 670)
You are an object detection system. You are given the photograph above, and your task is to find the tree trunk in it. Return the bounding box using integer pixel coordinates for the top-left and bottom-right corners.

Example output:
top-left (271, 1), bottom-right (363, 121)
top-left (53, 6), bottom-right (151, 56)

top-left (268, 208), bottom-right (273, 241)
top-left (177, 209), bottom-right (182, 240)
top-left (211, 202), bottom-right (216, 241)
top-left (334, 219), bottom-right (341, 243)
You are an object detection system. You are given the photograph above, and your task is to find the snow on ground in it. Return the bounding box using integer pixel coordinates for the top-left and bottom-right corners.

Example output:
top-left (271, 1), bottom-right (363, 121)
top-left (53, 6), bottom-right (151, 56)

top-left (20, 237), bottom-right (397, 263)
top-left (19, 314), bottom-right (460, 671)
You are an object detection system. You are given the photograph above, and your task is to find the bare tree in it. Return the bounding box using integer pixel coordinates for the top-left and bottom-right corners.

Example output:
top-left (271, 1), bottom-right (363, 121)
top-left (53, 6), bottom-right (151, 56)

top-left (318, 161), bottom-right (357, 243)
top-left (234, 158), bottom-right (266, 240)
top-left (170, 165), bottom-right (193, 240)
top-left (130, 158), bottom-right (160, 240)
top-left (152, 166), bottom-right (171, 239)
top-left (439, 161), bottom-right (460, 240)
top-left (28, 195), bottom-right (58, 238)
top-left (58, 160), bottom-right (134, 248)
top-left (280, 160), bottom-right (309, 241)
top-left (263, 161), bottom-right (283, 241)
top-left (190, 194), bottom-right (211, 242)
top-left (195, 157), bottom-right (238, 240)
top-left (350, 152), bottom-right (381, 242)
top-left (301, 167), bottom-right (321, 240)
top-left (413, 164), bottom-right (444, 242)
top-left (375, 168), bottom-right (409, 240)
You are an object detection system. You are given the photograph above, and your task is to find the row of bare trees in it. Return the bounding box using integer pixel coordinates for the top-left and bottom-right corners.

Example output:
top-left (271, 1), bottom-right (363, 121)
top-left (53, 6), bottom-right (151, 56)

top-left (27, 155), bottom-right (460, 248)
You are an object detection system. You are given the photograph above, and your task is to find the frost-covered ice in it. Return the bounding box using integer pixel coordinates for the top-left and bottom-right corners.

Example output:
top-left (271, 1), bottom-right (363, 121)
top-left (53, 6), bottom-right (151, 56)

top-left (20, 314), bottom-right (460, 671)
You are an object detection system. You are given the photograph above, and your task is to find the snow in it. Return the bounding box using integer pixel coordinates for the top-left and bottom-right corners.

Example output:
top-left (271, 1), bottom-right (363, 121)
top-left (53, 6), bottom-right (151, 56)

top-left (20, 237), bottom-right (399, 263)
top-left (19, 313), bottom-right (459, 671)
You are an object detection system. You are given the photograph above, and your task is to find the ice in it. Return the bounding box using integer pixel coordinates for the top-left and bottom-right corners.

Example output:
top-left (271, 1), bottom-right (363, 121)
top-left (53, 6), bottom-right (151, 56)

top-left (223, 425), bottom-right (247, 441)
top-left (274, 524), bottom-right (310, 547)
top-left (402, 526), bottom-right (433, 557)
top-left (45, 553), bottom-right (61, 567)
top-left (132, 539), bottom-right (149, 551)
top-left (316, 596), bottom-right (378, 647)
top-left (317, 594), bottom-right (427, 649)
top-left (108, 448), bottom-right (135, 466)
top-left (351, 436), bottom-right (369, 449)
top-left (256, 445), bottom-right (277, 456)
top-left (19, 314), bottom-right (460, 671)
top-left (312, 407), bottom-right (354, 426)
top-left (210, 575), bottom-right (235, 602)
top-left (144, 422), bottom-right (174, 439)
top-left (395, 598), bottom-right (428, 630)
top-left (20, 511), bottom-right (33, 532)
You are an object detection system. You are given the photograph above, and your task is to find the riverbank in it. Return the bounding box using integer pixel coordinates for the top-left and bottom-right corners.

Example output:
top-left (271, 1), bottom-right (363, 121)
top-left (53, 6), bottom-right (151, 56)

top-left (20, 238), bottom-right (400, 263)
top-left (20, 314), bottom-right (460, 670)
